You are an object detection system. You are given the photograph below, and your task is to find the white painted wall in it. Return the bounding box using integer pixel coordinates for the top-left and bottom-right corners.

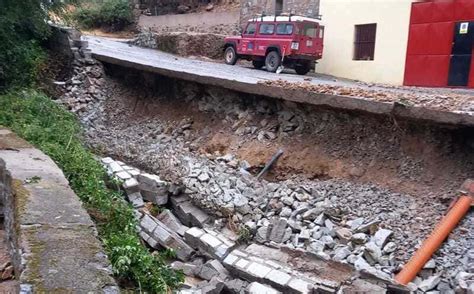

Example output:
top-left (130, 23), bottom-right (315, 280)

top-left (316, 0), bottom-right (417, 85)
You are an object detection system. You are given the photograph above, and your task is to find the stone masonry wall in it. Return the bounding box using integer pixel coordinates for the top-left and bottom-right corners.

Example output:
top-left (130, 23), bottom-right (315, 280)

top-left (240, 0), bottom-right (320, 27)
top-left (0, 159), bottom-right (20, 281)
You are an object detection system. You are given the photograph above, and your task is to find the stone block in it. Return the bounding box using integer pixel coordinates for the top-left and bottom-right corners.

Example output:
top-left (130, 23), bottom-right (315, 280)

top-left (157, 209), bottom-right (189, 236)
top-left (247, 282), bottom-right (281, 294)
top-left (223, 253), bottom-right (239, 267)
top-left (269, 218), bottom-right (288, 243)
top-left (141, 189), bottom-right (169, 205)
top-left (116, 171), bottom-right (131, 180)
top-left (185, 227), bottom-right (205, 249)
top-left (108, 161), bottom-right (123, 173)
top-left (101, 157), bottom-right (114, 164)
top-left (265, 269), bottom-right (292, 287)
top-left (140, 214), bottom-right (158, 234)
top-left (247, 262), bottom-right (272, 280)
top-left (127, 192), bottom-right (144, 208)
top-left (198, 260), bottom-right (229, 281)
top-left (123, 177), bottom-right (140, 194)
top-left (151, 224), bottom-right (194, 261)
top-left (288, 278), bottom-right (313, 294)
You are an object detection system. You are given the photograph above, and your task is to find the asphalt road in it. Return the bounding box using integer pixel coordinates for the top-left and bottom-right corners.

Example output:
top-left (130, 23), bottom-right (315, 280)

top-left (85, 35), bottom-right (346, 86)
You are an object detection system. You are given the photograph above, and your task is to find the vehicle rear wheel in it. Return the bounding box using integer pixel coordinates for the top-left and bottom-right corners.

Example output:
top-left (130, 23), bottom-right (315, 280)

top-left (252, 60), bottom-right (265, 69)
top-left (295, 62), bottom-right (311, 75)
top-left (265, 51), bottom-right (281, 73)
top-left (224, 46), bottom-right (238, 65)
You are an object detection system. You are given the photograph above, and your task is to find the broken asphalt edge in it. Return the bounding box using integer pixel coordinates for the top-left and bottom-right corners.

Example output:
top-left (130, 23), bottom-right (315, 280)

top-left (91, 53), bottom-right (474, 128)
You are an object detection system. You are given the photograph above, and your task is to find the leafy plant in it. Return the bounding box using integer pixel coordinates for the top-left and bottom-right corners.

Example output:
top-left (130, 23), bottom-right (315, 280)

top-left (72, 0), bottom-right (133, 31)
top-left (0, 0), bottom-right (52, 91)
top-left (0, 90), bottom-right (183, 292)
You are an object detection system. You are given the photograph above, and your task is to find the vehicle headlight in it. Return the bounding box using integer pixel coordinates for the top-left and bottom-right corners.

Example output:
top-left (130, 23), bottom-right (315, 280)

top-left (291, 42), bottom-right (299, 50)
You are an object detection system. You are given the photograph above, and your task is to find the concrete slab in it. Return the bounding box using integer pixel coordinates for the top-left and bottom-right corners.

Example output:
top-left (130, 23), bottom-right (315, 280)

top-left (0, 129), bottom-right (117, 292)
top-left (85, 36), bottom-right (474, 128)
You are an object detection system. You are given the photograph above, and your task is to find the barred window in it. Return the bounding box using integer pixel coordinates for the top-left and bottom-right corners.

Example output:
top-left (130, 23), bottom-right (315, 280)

top-left (354, 24), bottom-right (377, 60)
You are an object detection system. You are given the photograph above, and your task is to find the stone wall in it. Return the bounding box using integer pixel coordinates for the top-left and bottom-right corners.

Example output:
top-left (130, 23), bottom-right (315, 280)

top-left (138, 11), bottom-right (240, 35)
top-left (240, 0), bottom-right (320, 26)
top-left (0, 159), bottom-right (20, 282)
top-left (133, 30), bottom-right (226, 59)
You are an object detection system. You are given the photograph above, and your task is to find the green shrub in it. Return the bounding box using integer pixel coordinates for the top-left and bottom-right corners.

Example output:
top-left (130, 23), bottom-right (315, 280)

top-left (73, 0), bottom-right (133, 31)
top-left (0, 90), bottom-right (183, 292)
top-left (0, 0), bottom-right (51, 91)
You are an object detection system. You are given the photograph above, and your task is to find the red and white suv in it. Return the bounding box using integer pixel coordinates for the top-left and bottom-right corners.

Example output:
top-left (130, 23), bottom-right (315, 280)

top-left (223, 15), bottom-right (324, 75)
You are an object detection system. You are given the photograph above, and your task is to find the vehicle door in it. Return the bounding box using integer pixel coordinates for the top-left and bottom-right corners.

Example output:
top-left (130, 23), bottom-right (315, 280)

top-left (238, 22), bottom-right (257, 55)
top-left (298, 21), bottom-right (320, 55)
top-left (255, 22), bottom-right (276, 56)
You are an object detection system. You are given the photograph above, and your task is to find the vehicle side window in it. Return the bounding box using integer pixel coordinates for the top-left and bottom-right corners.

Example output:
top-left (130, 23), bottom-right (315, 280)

top-left (319, 26), bottom-right (324, 38)
top-left (302, 23), bottom-right (317, 38)
top-left (244, 23), bottom-right (256, 35)
top-left (259, 23), bottom-right (275, 35)
top-left (276, 24), bottom-right (293, 35)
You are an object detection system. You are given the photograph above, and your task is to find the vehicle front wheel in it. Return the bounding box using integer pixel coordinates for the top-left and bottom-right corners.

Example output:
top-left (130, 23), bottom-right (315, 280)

top-left (295, 62), bottom-right (311, 75)
top-left (252, 60), bottom-right (265, 69)
top-left (224, 46), bottom-right (238, 65)
top-left (265, 51), bottom-right (281, 73)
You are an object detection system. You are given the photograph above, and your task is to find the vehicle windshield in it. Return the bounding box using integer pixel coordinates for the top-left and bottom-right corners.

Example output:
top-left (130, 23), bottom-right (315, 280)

top-left (301, 23), bottom-right (317, 38)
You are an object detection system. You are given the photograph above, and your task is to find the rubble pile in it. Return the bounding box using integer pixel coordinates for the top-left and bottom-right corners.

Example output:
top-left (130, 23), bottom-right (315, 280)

top-left (57, 44), bottom-right (474, 293)
top-left (101, 157), bottom-right (474, 293)
top-left (259, 79), bottom-right (474, 113)
top-left (101, 157), bottom-right (398, 293)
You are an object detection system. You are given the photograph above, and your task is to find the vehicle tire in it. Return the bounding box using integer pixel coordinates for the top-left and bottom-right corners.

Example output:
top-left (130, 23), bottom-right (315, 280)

top-left (265, 51), bottom-right (281, 73)
top-left (224, 46), bottom-right (238, 65)
top-left (295, 62), bottom-right (311, 75)
top-left (252, 60), bottom-right (265, 69)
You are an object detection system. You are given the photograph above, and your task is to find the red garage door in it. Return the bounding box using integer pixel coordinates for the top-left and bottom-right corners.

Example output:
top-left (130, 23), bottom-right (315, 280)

top-left (404, 0), bottom-right (474, 88)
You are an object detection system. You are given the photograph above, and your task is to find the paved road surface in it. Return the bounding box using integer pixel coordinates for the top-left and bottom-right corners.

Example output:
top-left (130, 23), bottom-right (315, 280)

top-left (85, 35), bottom-right (474, 97)
top-left (84, 35), bottom-right (474, 126)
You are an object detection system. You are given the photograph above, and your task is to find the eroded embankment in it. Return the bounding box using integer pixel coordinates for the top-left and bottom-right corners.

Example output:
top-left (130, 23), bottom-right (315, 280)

top-left (94, 64), bottom-right (474, 199)
top-left (57, 60), bottom-right (474, 292)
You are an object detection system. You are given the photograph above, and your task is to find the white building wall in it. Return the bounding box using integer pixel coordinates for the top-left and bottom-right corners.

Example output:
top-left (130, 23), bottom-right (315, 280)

top-left (316, 0), bottom-right (416, 85)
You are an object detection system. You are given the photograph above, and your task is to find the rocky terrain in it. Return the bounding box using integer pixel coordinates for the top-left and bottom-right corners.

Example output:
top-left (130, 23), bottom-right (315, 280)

top-left (53, 40), bottom-right (474, 293)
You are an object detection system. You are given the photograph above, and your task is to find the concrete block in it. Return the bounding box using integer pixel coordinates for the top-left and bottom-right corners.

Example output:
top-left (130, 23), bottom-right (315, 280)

top-left (288, 278), bottom-right (313, 294)
top-left (265, 269), bottom-right (292, 287)
top-left (123, 177), bottom-right (140, 194)
top-left (101, 157), bottom-right (114, 164)
top-left (247, 262), bottom-right (272, 279)
top-left (140, 214), bottom-right (158, 234)
top-left (223, 253), bottom-right (239, 267)
top-left (200, 233), bottom-right (222, 252)
top-left (108, 161), bottom-right (123, 173)
top-left (247, 282), bottom-right (281, 294)
top-left (127, 192), bottom-right (144, 208)
top-left (141, 189), bottom-right (169, 205)
top-left (198, 260), bottom-right (229, 281)
top-left (185, 227), bottom-right (205, 248)
top-left (157, 209), bottom-right (189, 236)
top-left (151, 224), bottom-right (194, 261)
top-left (116, 171), bottom-right (131, 180)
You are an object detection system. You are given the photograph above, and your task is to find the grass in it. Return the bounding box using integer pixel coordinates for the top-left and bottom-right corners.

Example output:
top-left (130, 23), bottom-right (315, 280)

top-left (0, 89), bottom-right (183, 293)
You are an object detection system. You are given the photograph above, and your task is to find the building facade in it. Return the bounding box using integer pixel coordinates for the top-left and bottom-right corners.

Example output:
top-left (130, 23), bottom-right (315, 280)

top-left (316, 0), bottom-right (417, 85)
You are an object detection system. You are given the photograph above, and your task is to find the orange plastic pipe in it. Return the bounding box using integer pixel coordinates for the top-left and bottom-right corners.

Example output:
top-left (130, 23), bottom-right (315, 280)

top-left (395, 193), bottom-right (473, 285)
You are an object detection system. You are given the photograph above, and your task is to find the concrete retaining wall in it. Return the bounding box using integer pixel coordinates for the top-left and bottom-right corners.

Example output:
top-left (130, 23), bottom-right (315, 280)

top-left (0, 128), bottom-right (118, 293)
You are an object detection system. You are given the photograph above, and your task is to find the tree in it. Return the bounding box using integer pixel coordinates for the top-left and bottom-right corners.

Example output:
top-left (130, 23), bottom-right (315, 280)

top-left (0, 0), bottom-right (54, 90)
